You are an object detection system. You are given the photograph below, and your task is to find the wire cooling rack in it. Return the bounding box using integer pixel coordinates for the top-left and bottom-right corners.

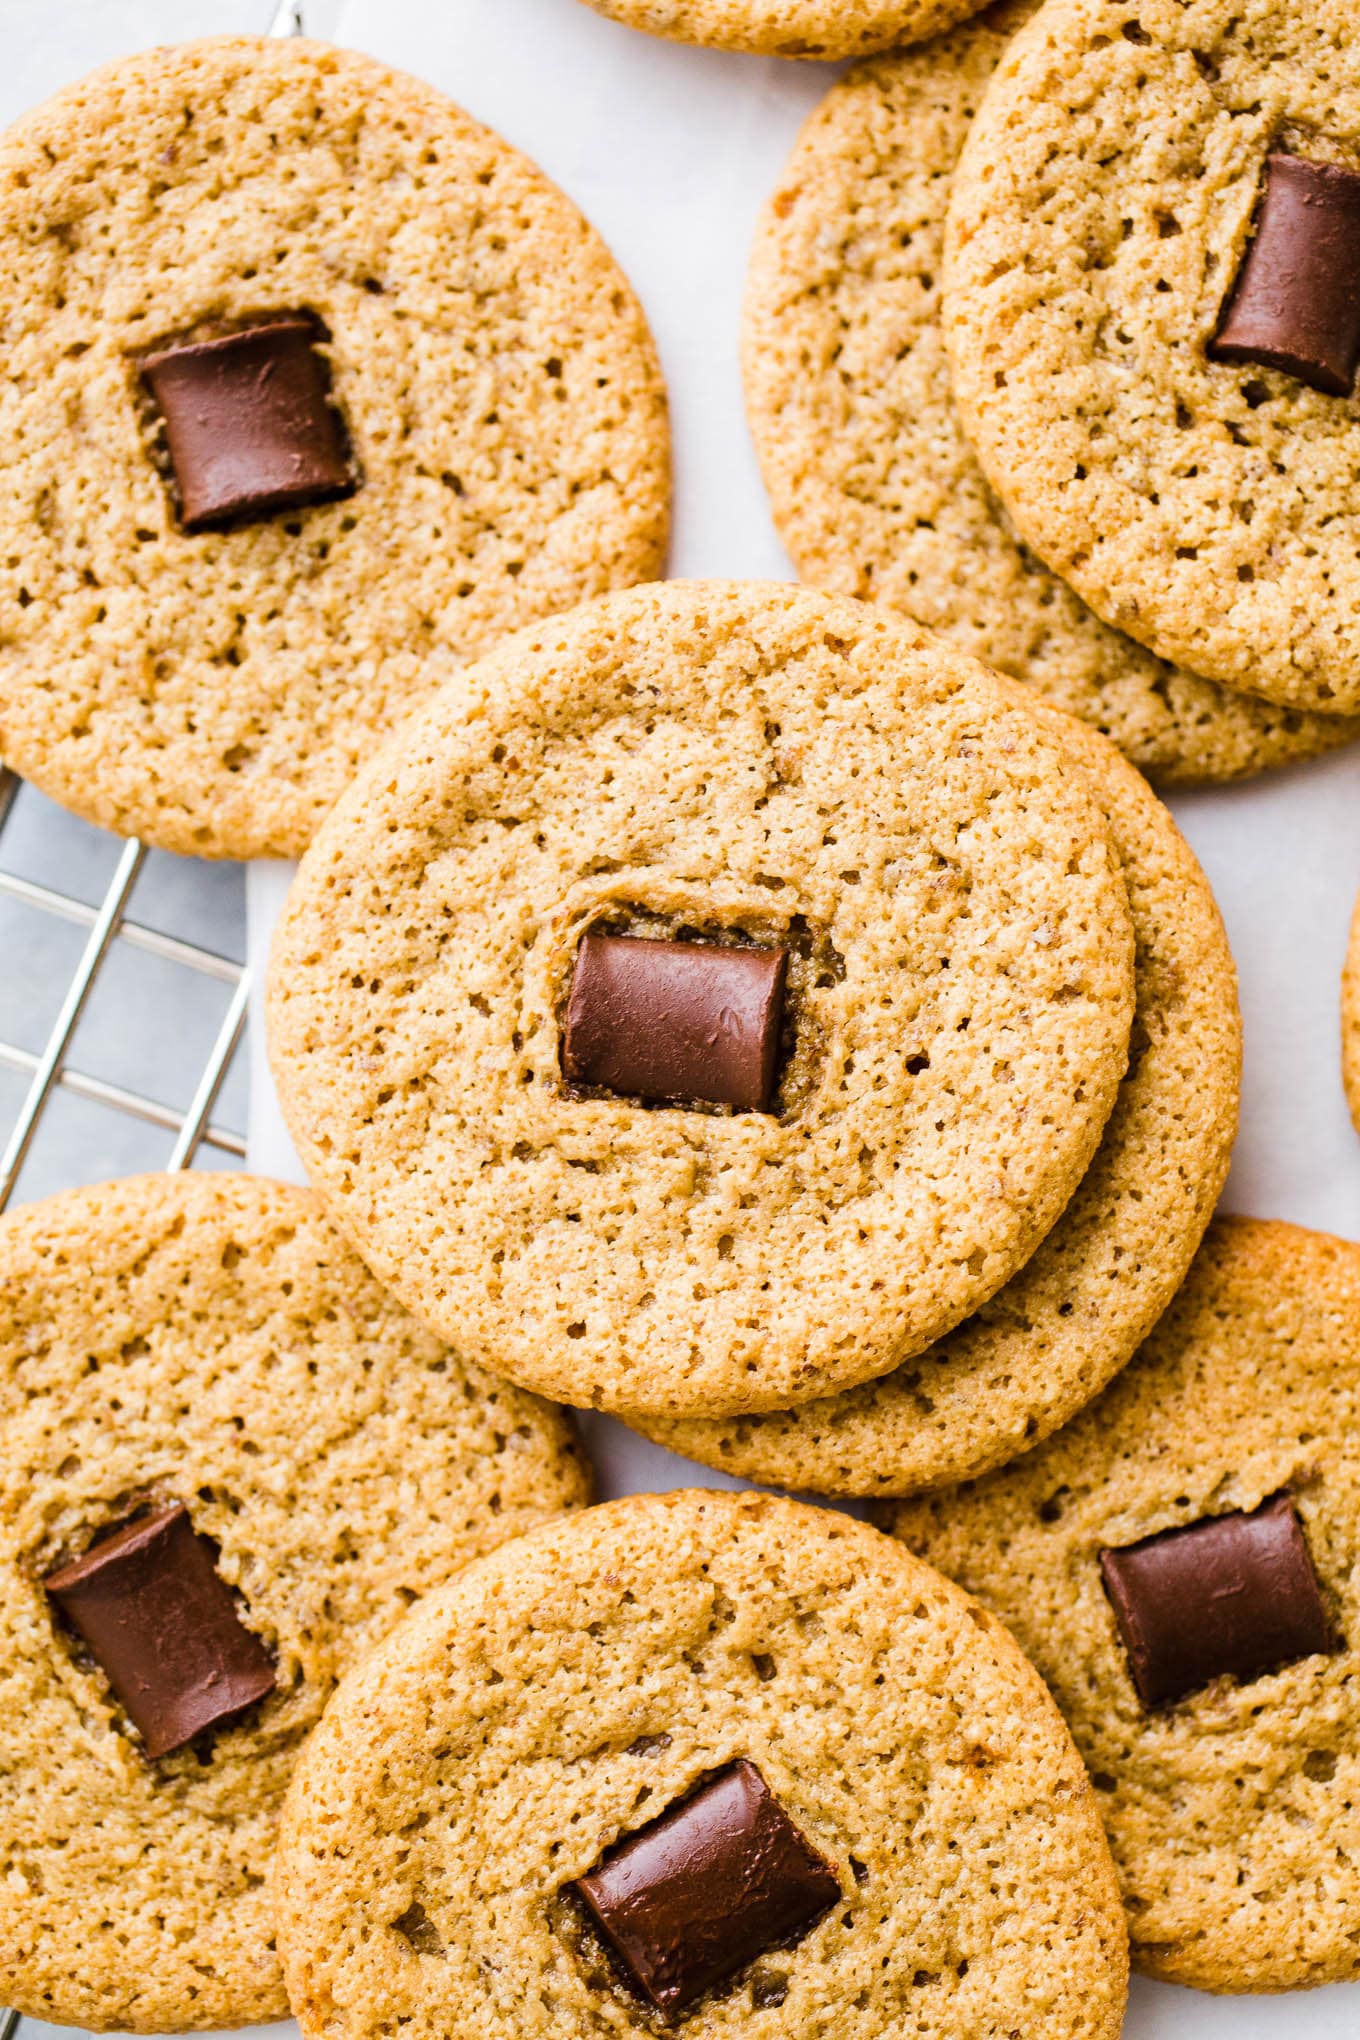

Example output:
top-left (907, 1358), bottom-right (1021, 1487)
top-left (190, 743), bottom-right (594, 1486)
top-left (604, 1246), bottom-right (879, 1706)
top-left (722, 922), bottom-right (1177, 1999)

top-left (0, 767), bottom-right (250, 1215)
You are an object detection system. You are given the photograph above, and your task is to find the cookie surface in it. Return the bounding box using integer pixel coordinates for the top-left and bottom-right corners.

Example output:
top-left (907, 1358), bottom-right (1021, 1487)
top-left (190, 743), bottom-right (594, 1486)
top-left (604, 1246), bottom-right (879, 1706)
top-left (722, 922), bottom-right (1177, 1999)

top-left (1341, 890), bottom-right (1360, 1135)
top-left (944, 0), bottom-right (1360, 717)
top-left (637, 690), bottom-right (1239, 1491)
top-left (276, 1488), bottom-right (1129, 2038)
top-left (0, 36), bottom-right (668, 858)
top-left (744, 4), bottom-right (1360, 779)
top-left (892, 1217), bottom-right (1360, 1993)
top-left (0, 1172), bottom-right (589, 2031)
top-left (579, 0), bottom-right (990, 59)
top-left (268, 579), bottom-right (1136, 1420)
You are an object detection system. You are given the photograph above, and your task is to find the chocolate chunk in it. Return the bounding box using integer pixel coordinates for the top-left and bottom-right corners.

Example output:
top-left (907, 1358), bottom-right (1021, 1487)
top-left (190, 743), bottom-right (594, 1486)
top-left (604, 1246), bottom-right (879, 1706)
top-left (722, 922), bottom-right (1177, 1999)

top-left (562, 933), bottom-right (789, 1111)
top-left (572, 1760), bottom-right (839, 2021)
top-left (1099, 1492), bottom-right (1334, 1709)
top-left (44, 1503), bottom-right (275, 1757)
top-left (141, 319), bottom-right (355, 530)
top-left (1210, 153), bottom-right (1360, 396)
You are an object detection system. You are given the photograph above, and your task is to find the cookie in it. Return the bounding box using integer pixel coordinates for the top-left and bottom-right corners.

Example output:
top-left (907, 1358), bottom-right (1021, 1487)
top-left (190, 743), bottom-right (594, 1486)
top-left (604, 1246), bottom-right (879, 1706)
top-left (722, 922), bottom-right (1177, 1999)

top-left (1341, 890), bottom-right (1360, 1134)
top-left (267, 579), bottom-right (1138, 1421)
top-left (0, 36), bottom-right (669, 859)
top-left (743, 3), bottom-right (1360, 781)
top-left (892, 1216), bottom-right (1360, 1994)
top-left (275, 1487), bottom-right (1129, 2038)
top-left (635, 688), bottom-right (1239, 1492)
top-left (578, 0), bottom-right (992, 60)
top-left (943, 0), bottom-right (1360, 717)
top-left (0, 1172), bottom-right (590, 2032)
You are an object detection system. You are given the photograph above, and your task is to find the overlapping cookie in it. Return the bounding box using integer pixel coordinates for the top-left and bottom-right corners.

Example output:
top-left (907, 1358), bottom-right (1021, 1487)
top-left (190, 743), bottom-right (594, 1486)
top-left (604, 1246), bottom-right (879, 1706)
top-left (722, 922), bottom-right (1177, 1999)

top-left (0, 1173), bottom-right (589, 2031)
top-left (0, 35), bottom-right (669, 857)
top-left (268, 580), bottom-right (1138, 1420)
top-left (577, 0), bottom-right (993, 60)
top-left (635, 687), bottom-right (1239, 1492)
top-left (944, 0), bottom-right (1360, 717)
top-left (275, 1488), bottom-right (1129, 2037)
top-left (893, 1217), bottom-right (1360, 1993)
top-left (744, 1), bottom-right (1360, 780)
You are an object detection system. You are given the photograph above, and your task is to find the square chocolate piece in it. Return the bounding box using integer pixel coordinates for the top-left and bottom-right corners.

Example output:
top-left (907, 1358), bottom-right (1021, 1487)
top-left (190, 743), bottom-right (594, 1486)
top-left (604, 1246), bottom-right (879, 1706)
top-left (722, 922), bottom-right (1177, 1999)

top-left (44, 1503), bottom-right (276, 1757)
top-left (562, 932), bottom-right (789, 1111)
top-left (1210, 153), bottom-right (1360, 396)
top-left (1099, 1492), bottom-right (1334, 1709)
top-left (572, 1759), bottom-right (839, 2021)
top-left (140, 318), bottom-right (356, 530)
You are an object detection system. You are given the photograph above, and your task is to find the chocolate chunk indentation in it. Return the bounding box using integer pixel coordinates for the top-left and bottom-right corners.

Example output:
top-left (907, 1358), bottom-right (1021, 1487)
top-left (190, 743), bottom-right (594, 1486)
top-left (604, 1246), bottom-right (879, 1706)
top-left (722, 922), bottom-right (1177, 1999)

top-left (562, 933), bottom-right (789, 1112)
top-left (571, 1759), bottom-right (840, 2022)
top-left (140, 318), bottom-right (356, 530)
top-left (1099, 1491), bottom-right (1335, 1709)
top-left (1210, 153), bottom-right (1360, 396)
top-left (44, 1502), bottom-right (276, 1757)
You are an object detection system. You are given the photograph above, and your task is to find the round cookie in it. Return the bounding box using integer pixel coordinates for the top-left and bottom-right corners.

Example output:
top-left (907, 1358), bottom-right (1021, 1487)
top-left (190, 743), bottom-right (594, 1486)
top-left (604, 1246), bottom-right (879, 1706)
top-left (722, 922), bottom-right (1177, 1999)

top-left (635, 690), bottom-right (1239, 1492)
top-left (743, 3), bottom-right (1360, 781)
top-left (892, 1216), bottom-right (1360, 1994)
top-left (944, 0), bottom-right (1360, 717)
top-left (0, 36), bottom-right (668, 858)
top-left (0, 1172), bottom-right (590, 2032)
top-left (578, 0), bottom-right (992, 60)
top-left (1341, 890), bottom-right (1360, 1134)
top-left (275, 1487), bottom-right (1129, 2038)
top-left (267, 579), bottom-right (1137, 1420)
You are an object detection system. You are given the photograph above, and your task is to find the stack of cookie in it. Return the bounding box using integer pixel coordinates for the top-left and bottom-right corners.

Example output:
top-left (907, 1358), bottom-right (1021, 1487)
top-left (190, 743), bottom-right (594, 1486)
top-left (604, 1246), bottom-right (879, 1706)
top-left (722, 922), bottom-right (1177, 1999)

top-left (743, 0), bottom-right (1360, 784)
top-left (268, 576), bottom-right (1240, 1503)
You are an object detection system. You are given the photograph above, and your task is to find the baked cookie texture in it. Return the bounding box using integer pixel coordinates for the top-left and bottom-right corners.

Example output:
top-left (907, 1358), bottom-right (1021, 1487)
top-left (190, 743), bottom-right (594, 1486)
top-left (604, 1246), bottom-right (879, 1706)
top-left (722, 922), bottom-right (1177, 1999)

top-left (743, 2), bottom-right (1360, 780)
top-left (636, 687), bottom-right (1240, 1492)
top-left (268, 579), bottom-right (1137, 1420)
top-left (579, 0), bottom-right (991, 60)
top-left (1342, 890), bottom-right (1360, 1134)
top-left (892, 1217), bottom-right (1360, 1994)
top-left (0, 35), bottom-right (669, 859)
top-left (275, 1488), bottom-right (1129, 2038)
top-left (944, 0), bottom-right (1360, 717)
top-left (0, 1172), bottom-right (590, 2032)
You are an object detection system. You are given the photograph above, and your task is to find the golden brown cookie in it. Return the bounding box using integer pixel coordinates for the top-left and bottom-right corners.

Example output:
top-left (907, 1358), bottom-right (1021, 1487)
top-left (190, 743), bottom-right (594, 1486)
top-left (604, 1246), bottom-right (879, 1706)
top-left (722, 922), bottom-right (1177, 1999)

top-left (268, 580), bottom-right (1138, 1421)
top-left (893, 1217), bottom-right (1360, 1993)
top-left (0, 1172), bottom-right (589, 2031)
top-left (275, 1488), bottom-right (1129, 2038)
top-left (578, 0), bottom-right (991, 60)
top-left (743, 4), bottom-right (1360, 779)
top-left (1342, 890), bottom-right (1360, 1135)
top-left (944, 0), bottom-right (1360, 717)
top-left (0, 36), bottom-right (668, 858)
top-left (634, 690), bottom-right (1239, 1492)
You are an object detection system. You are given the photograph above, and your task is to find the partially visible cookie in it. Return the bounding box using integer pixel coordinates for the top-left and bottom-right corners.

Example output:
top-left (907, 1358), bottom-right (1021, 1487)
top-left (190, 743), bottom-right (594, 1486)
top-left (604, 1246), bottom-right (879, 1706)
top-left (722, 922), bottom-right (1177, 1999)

top-left (268, 580), bottom-right (1138, 1420)
top-left (578, 0), bottom-right (991, 60)
top-left (1342, 892), bottom-right (1360, 1133)
top-left (892, 1217), bottom-right (1360, 1994)
top-left (631, 688), bottom-right (1240, 1492)
top-left (744, 3), bottom-right (1360, 780)
top-left (276, 1488), bottom-right (1129, 2039)
top-left (944, 0), bottom-right (1360, 717)
top-left (0, 36), bottom-right (668, 858)
top-left (0, 1172), bottom-right (590, 2032)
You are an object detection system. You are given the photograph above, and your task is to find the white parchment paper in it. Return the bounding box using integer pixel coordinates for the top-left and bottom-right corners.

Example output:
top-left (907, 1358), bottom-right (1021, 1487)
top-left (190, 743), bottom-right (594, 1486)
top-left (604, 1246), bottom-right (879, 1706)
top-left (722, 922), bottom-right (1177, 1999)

top-left (14, 0), bottom-right (1356, 2033)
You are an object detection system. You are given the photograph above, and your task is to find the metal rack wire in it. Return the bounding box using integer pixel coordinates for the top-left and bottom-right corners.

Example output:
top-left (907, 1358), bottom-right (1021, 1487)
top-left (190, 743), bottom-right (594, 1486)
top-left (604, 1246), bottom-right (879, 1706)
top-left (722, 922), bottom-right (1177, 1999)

top-left (0, 766), bottom-right (250, 1214)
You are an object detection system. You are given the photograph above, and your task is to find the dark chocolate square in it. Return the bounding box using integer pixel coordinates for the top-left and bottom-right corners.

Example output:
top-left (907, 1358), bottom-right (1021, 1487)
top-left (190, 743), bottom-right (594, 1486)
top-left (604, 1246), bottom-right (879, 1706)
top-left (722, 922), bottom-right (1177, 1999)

top-left (140, 318), bottom-right (356, 530)
top-left (572, 1759), bottom-right (840, 2021)
top-left (561, 933), bottom-right (789, 1111)
top-left (1210, 153), bottom-right (1360, 397)
top-left (44, 1503), bottom-right (276, 1757)
top-left (1099, 1492), bottom-right (1334, 1709)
